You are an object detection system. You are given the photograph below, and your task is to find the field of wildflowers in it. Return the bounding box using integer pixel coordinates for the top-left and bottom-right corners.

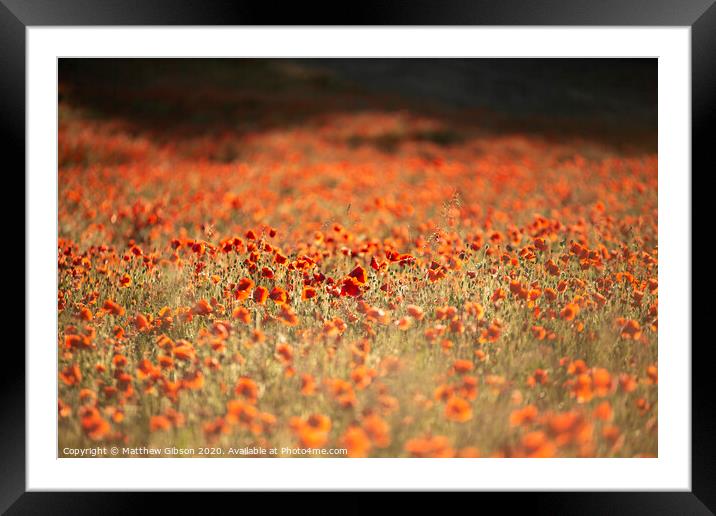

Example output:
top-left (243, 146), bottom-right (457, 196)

top-left (58, 59), bottom-right (657, 458)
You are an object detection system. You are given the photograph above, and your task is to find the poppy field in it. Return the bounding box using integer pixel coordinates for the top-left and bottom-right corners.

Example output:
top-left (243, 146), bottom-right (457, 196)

top-left (58, 59), bottom-right (657, 458)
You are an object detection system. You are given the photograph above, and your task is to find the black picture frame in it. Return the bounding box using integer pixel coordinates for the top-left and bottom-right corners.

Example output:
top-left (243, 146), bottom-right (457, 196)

top-left (3, 1), bottom-right (709, 513)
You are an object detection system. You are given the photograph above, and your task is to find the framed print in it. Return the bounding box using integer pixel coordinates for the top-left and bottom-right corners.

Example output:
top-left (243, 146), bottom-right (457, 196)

top-left (5, 0), bottom-right (710, 512)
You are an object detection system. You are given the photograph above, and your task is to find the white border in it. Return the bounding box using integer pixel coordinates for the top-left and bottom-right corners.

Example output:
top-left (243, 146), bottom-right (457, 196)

top-left (27, 27), bottom-right (691, 490)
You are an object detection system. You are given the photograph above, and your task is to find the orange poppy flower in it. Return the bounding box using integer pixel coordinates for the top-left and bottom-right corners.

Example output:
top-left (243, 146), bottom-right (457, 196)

top-left (102, 299), bottom-right (124, 316)
top-left (269, 286), bottom-right (288, 305)
top-left (534, 237), bottom-right (548, 251)
top-left (192, 299), bottom-right (213, 316)
top-left (545, 259), bottom-right (560, 276)
top-left (427, 268), bottom-right (446, 282)
top-left (636, 398), bottom-right (651, 413)
top-left (457, 376), bottom-right (478, 400)
top-left (521, 431), bottom-right (556, 458)
top-left (464, 302), bottom-right (485, 320)
top-left (341, 425), bottom-right (372, 457)
top-left (452, 359), bottom-right (474, 375)
top-left (119, 273), bottom-right (132, 288)
top-left (136, 359), bottom-right (161, 381)
top-left (278, 305), bottom-right (299, 326)
top-left (134, 313), bottom-right (150, 330)
top-left (479, 320), bottom-right (503, 343)
top-left (253, 286), bottom-right (269, 304)
top-left (64, 333), bottom-right (82, 350)
top-left (301, 286), bottom-right (317, 300)
top-left (433, 382), bottom-right (454, 402)
top-left (149, 415), bottom-right (172, 432)
top-left (396, 317), bottom-right (412, 330)
top-left (457, 447), bottom-right (481, 458)
top-left (547, 411), bottom-right (581, 435)
top-left (491, 288), bottom-right (506, 303)
top-left (340, 277), bottom-right (362, 297)
top-left (405, 435), bottom-right (454, 458)
top-left (348, 265), bottom-right (368, 285)
top-left (156, 333), bottom-right (174, 350)
top-left (234, 278), bottom-right (254, 301)
top-left (573, 373), bottom-right (593, 402)
top-left (275, 343), bottom-right (294, 364)
top-left (58, 399), bottom-right (72, 418)
top-left (173, 341), bottom-right (196, 362)
top-left (290, 413), bottom-right (332, 448)
top-left (112, 354), bottom-right (127, 368)
top-left (235, 377), bottom-right (259, 403)
top-left (445, 396), bottom-right (473, 422)
top-left (370, 255), bottom-right (385, 271)
top-left (59, 364), bottom-right (82, 386)
top-left (226, 399), bottom-right (258, 427)
top-left (527, 368), bottom-right (549, 387)
top-left (407, 304), bottom-right (425, 320)
top-left (602, 425), bottom-right (621, 444)
top-left (532, 325), bottom-right (547, 340)
top-left (182, 370), bottom-right (204, 390)
top-left (362, 413), bottom-right (391, 447)
top-left (620, 319), bottom-right (642, 339)
top-left (619, 373), bottom-right (637, 392)
top-left (560, 303), bottom-right (580, 321)
top-left (592, 292), bottom-right (607, 306)
top-left (593, 401), bottom-right (613, 421)
top-left (510, 405), bottom-right (539, 427)
top-left (203, 417), bottom-right (229, 440)
top-left (592, 368), bottom-right (613, 396)
top-left (80, 409), bottom-right (111, 441)
top-left (78, 306), bottom-right (93, 321)
top-left (300, 374), bottom-right (316, 396)
top-left (350, 365), bottom-right (376, 389)
top-left (567, 359), bottom-right (588, 374)
top-left (232, 306), bottom-right (251, 323)
top-left (544, 288), bottom-right (558, 301)
top-left (509, 280), bottom-right (528, 299)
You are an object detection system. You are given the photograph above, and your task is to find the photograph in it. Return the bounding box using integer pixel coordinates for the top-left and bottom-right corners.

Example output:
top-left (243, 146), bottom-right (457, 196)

top-left (56, 57), bottom-right (658, 459)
